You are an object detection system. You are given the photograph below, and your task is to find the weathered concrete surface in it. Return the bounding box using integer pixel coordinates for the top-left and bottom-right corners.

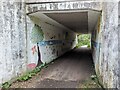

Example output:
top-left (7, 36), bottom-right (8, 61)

top-left (26, 1), bottom-right (102, 14)
top-left (118, 2), bottom-right (120, 89)
top-left (10, 48), bottom-right (94, 88)
top-left (0, 1), bottom-right (120, 89)
top-left (0, 1), bottom-right (27, 85)
top-left (44, 10), bottom-right (100, 33)
top-left (35, 48), bottom-right (94, 88)
top-left (27, 1), bottom-right (120, 88)
top-left (92, 2), bottom-right (119, 89)
top-left (26, 13), bottom-right (77, 65)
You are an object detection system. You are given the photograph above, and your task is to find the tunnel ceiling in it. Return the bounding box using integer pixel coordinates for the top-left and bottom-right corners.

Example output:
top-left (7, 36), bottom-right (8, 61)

top-left (45, 12), bottom-right (88, 33)
top-left (30, 10), bottom-right (101, 34)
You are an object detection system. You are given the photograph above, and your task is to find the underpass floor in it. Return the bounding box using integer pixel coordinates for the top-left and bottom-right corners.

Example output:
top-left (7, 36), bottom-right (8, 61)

top-left (10, 48), bottom-right (100, 88)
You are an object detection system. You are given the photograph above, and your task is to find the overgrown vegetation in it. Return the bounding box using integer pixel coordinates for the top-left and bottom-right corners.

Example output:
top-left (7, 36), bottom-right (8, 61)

top-left (76, 34), bottom-right (91, 48)
top-left (2, 63), bottom-right (47, 89)
top-left (2, 82), bottom-right (11, 89)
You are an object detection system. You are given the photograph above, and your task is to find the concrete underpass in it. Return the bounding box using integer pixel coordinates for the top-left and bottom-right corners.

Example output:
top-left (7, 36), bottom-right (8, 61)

top-left (11, 48), bottom-right (94, 88)
top-left (0, 1), bottom-right (120, 89)
top-left (11, 6), bottom-right (101, 88)
top-left (27, 9), bottom-right (100, 64)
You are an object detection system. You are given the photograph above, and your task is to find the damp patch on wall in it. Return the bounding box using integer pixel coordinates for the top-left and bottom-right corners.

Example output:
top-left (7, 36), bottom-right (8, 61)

top-left (91, 40), bottom-right (100, 48)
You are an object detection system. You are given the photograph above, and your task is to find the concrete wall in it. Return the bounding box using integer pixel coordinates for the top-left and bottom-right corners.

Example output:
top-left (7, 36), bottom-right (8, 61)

top-left (26, 14), bottom-right (77, 68)
top-left (27, 1), bottom-right (119, 88)
top-left (26, 1), bottom-right (120, 88)
top-left (26, 1), bottom-right (102, 14)
top-left (0, 1), bottom-right (120, 89)
top-left (118, 1), bottom-right (120, 89)
top-left (0, 1), bottom-right (27, 85)
top-left (0, 0), bottom-right (77, 85)
top-left (92, 2), bottom-right (119, 89)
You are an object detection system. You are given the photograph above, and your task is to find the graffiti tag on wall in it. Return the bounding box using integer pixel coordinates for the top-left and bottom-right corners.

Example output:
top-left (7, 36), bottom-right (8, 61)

top-left (31, 24), bottom-right (44, 43)
top-left (31, 46), bottom-right (37, 55)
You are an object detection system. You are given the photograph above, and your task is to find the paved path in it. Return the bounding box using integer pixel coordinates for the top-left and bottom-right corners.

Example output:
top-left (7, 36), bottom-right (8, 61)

top-left (35, 48), bottom-right (94, 88)
top-left (10, 48), bottom-right (94, 88)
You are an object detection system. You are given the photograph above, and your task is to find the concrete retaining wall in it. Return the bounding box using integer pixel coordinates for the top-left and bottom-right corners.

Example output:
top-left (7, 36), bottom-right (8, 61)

top-left (92, 2), bottom-right (119, 89)
top-left (0, 1), bottom-right (120, 89)
top-left (118, 1), bottom-right (120, 89)
top-left (0, 1), bottom-right (77, 85)
top-left (0, 1), bottom-right (27, 85)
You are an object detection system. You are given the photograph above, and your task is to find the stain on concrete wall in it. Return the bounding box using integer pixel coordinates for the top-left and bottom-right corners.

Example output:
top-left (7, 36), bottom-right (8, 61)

top-left (26, 1), bottom-right (102, 14)
top-left (0, 1), bottom-right (120, 89)
top-left (27, 24), bottom-right (44, 69)
top-left (118, 2), bottom-right (120, 89)
top-left (0, 1), bottom-right (27, 85)
top-left (92, 2), bottom-right (119, 89)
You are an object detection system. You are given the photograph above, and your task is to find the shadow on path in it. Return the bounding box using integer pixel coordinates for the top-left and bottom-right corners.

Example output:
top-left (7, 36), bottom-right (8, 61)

top-left (36, 47), bottom-right (94, 88)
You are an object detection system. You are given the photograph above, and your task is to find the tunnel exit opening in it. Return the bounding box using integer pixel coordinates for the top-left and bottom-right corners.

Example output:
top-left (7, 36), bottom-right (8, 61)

top-left (76, 34), bottom-right (91, 48)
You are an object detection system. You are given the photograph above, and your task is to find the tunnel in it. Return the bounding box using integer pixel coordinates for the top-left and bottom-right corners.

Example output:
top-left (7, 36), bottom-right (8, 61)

top-left (0, 1), bottom-right (119, 89)
top-left (27, 9), bottom-right (101, 65)
top-left (25, 1), bottom-right (119, 89)
top-left (23, 9), bottom-right (102, 88)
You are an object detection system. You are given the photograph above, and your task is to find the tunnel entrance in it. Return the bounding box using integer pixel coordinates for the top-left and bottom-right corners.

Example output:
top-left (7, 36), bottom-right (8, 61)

top-left (27, 9), bottom-right (101, 73)
top-left (16, 3), bottom-right (103, 88)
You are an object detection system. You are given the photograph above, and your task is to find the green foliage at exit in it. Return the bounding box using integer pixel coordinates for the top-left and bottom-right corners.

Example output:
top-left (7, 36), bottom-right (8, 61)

top-left (76, 34), bottom-right (91, 48)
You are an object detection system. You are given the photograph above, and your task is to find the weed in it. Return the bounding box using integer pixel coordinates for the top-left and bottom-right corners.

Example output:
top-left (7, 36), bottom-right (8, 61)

top-left (2, 82), bottom-right (11, 89)
top-left (2, 63), bottom-right (46, 89)
top-left (17, 63), bottom-right (46, 82)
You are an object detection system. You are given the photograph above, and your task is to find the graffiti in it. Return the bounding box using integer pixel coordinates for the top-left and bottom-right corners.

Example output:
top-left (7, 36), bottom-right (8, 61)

top-left (91, 40), bottom-right (98, 48)
top-left (31, 46), bottom-right (37, 55)
top-left (27, 63), bottom-right (37, 69)
top-left (52, 49), bottom-right (56, 54)
top-left (31, 24), bottom-right (44, 44)
top-left (38, 40), bottom-right (62, 46)
top-left (51, 35), bottom-right (56, 39)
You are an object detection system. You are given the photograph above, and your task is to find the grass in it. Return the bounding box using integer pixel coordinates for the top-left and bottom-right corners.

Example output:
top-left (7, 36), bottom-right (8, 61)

top-left (76, 34), bottom-right (91, 48)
